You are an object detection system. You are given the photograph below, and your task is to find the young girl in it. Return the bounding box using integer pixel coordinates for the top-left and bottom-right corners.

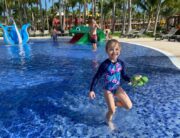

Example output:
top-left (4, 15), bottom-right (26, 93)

top-left (51, 27), bottom-right (58, 41)
top-left (88, 39), bottom-right (132, 130)
top-left (105, 29), bottom-right (112, 41)
top-left (89, 19), bottom-right (100, 51)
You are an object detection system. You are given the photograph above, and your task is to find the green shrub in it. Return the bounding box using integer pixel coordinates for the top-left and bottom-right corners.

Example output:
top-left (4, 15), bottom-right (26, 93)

top-left (111, 32), bottom-right (121, 37)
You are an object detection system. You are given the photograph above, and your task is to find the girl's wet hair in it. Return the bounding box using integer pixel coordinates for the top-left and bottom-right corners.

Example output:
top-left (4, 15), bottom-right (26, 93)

top-left (105, 39), bottom-right (121, 52)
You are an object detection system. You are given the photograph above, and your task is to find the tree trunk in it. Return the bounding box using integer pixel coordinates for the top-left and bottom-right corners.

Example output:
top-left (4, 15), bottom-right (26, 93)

top-left (100, 0), bottom-right (103, 28)
top-left (92, 0), bottom-right (94, 17)
top-left (121, 1), bottom-right (126, 35)
top-left (143, 11), bottom-right (146, 28)
top-left (45, 0), bottom-right (49, 30)
top-left (94, 0), bottom-right (96, 17)
top-left (30, 4), bottom-right (35, 29)
top-left (111, 2), bottom-right (116, 33)
top-left (23, 4), bottom-right (28, 23)
top-left (17, 0), bottom-right (22, 26)
top-left (127, 0), bottom-right (132, 34)
top-left (59, 0), bottom-right (62, 30)
top-left (39, 0), bottom-right (44, 32)
top-left (52, 0), bottom-right (54, 10)
top-left (153, 0), bottom-right (161, 36)
top-left (4, 0), bottom-right (9, 23)
top-left (146, 14), bottom-right (152, 32)
top-left (83, 2), bottom-right (87, 24)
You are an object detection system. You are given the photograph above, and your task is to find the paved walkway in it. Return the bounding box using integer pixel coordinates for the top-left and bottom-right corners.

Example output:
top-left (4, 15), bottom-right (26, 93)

top-left (115, 37), bottom-right (180, 69)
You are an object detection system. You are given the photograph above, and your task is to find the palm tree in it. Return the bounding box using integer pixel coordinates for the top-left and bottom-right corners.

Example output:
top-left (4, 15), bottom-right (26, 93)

top-left (127, 0), bottom-right (132, 34)
top-left (82, 0), bottom-right (91, 24)
top-left (137, 0), bottom-right (158, 32)
top-left (27, 0), bottom-right (37, 29)
top-left (38, 0), bottom-right (45, 31)
top-left (153, 0), bottom-right (180, 35)
top-left (153, 0), bottom-right (162, 36)
top-left (92, 0), bottom-right (95, 17)
top-left (121, 0), bottom-right (127, 35)
top-left (111, 1), bottom-right (116, 33)
top-left (100, 0), bottom-right (103, 28)
top-left (106, 0), bottom-right (118, 33)
top-left (45, 0), bottom-right (50, 30)
top-left (4, 0), bottom-right (12, 22)
top-left (0, 1), bottom-right (5, 22)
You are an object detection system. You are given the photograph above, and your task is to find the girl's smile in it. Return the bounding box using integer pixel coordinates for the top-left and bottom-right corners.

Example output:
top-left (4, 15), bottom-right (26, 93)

top-left (107, 44), bottom-right (121, 62)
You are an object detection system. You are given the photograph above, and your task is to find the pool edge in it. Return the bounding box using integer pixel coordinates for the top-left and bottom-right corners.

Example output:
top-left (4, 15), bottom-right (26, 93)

top-left (120, 41), bottom-right (180, 69)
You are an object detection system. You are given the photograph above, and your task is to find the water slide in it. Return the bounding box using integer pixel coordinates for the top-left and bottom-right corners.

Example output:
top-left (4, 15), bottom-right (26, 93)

top-left (76, 33), bottom-right (89, 44)
top-left (11, 18), bottom-right (22, 44)
top-left (0, 22), bottom-right (30, 45)
top-left (69, 26), bottom-right (106, 44)
top-left (21, 23), bottom-right (31, 44)
top-left (98, 30), bottom-right (106, 42)
top-left (0, 24), bottom-right (15, 45)
top-left (69, 33), bottom-right (84, 43)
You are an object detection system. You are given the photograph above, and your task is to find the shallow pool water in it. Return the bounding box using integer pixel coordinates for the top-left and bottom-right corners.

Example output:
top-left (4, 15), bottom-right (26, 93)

top-left (0, 39), bottom-right (180, 138)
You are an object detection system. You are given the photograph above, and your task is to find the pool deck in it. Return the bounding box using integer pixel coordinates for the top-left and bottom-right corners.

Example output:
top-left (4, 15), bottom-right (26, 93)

top-left (115, 37), bottom-right (180, 69)
top-left (0, 36), bottom-right (180, 69)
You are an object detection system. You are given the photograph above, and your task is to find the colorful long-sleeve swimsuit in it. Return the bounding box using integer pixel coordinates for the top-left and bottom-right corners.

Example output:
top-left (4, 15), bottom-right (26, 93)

top-left (90, 59), bottom-right (130, 93)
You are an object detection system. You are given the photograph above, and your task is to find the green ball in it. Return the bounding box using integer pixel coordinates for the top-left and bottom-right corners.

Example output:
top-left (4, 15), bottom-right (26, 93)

top-left (137, 81), bottom-right (144, 86)
top-left (141, 76), bottom-right (148, 83)
top-left (131, 76), bottom-right (136, 82)
top-left (131, 75), bottom-right (149, 87)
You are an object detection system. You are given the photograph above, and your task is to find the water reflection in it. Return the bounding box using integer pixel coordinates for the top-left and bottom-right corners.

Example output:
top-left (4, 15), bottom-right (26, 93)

top-left (92, 52), bottom-right (99, 69)
top-left (7, 44), bottom-right (32, 64)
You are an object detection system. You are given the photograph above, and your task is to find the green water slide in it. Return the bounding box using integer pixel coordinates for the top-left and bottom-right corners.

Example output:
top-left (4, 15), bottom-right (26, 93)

top-left (69, 26), bottom-right (106, 44)
top-left (98, 30), bottom-right (106, 42)
top-left (76, 33), bottom-right (89, 44)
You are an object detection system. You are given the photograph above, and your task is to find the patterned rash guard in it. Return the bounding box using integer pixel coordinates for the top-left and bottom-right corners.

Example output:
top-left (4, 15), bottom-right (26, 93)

top-left (90, 59), bottom-right (130, 93)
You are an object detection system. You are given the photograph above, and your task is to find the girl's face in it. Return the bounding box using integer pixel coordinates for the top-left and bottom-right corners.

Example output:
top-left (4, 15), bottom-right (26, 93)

top-left (106, 43), bottom-right (121, 61)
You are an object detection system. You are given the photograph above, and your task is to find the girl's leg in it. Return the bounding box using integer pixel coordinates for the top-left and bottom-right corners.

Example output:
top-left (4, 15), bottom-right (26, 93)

top-left (92, 43), bottom-right (97, 51)
top-left (104, 90), bottom-right (116, 122)
top-left (115, 87), bottom-right (132, 110)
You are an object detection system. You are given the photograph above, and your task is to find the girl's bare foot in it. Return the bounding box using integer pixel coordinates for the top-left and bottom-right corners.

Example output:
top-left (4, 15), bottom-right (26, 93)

top-left (106, 119), bottom-right (116, 131)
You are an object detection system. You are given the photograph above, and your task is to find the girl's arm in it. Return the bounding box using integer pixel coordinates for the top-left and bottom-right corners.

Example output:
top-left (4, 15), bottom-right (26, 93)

top-left (89, 64), bottom-right (104, 99)
top-left (89, 62), bottom-right (106, 91)
top-left (89, 61), bottom-right (107, 99)
top-left (120, 60), bottom-right (131, 82)
top-left (95, 23), bottom-right (100, 29)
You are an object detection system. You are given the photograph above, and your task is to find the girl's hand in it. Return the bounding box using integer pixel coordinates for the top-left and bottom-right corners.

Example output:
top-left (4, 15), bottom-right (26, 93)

top-left (89, 91), bottom-right (96, 99)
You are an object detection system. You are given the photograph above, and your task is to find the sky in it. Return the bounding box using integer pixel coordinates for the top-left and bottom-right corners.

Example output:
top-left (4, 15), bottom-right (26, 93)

top-left (41, 0), bottom-right (92, 11)
top-left (41, 0), bottom-right (58, 9)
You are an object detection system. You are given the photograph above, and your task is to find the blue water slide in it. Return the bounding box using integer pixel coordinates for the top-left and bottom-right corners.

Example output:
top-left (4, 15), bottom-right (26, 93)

top-left (10, 25), bottom-right (19, 44)
top-left (0, 23), bottom-right (31, 45)
top-left (0, 24), bottom-right (15, 45)
top-left (21, 23), bottom-right (31, 44)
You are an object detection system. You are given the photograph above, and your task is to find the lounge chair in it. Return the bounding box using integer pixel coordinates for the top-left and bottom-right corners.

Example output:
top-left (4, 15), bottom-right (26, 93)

top-left (168, 29), bottom-right (180, 41)
top-left (35, 30), bottom-right (42, 36)
top-left (155, 28), bottom-right (178, 40)
top-left (176, 35), bottom-right (180, 42)
top-left (121, 30), bottom-right (135, 38)
top-left (29, 30), bottom-right (35, 37)
top-left (128, 29), bottom-right (145, 38)
top-left (57, 30), bottom-right (69, 36)
top-left (168, 35), bottom-right (180, 42)
top-left (43, 30), bottom-right (50, 36)
top-left (61, 30), bottom-right (69, 36)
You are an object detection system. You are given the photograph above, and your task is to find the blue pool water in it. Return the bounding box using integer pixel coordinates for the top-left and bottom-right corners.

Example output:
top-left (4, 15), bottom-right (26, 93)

top-left (0, 39), bottom-right (180, 138)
